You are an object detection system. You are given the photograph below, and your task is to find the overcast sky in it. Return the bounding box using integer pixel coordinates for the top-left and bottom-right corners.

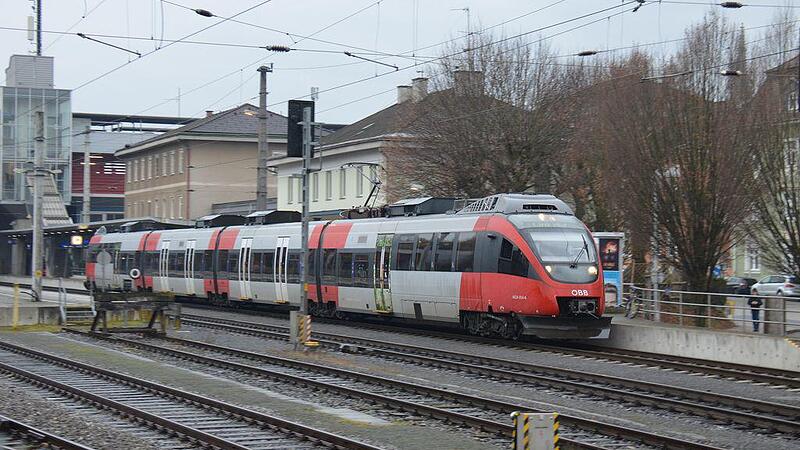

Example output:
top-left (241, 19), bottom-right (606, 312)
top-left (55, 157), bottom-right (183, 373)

top-left (0, 0), bottom-right (795, 124)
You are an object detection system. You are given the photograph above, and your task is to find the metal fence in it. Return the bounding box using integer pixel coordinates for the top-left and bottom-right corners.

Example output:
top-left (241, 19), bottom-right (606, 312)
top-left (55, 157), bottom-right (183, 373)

top-left (625, 285), bottom-right (800, 337)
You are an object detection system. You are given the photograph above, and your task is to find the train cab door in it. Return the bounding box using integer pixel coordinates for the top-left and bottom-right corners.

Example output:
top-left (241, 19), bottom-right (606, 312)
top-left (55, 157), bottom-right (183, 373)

top-left (239, 237), bottom-right (253, 300)
top-left (158, 240), bottom-right (170, 292)
top-left (184, 240), bottom-right (196, 295)
top-left (274, 236), bottom-right (290, 303)
top-left (374, 234), bottom-right (393, 313)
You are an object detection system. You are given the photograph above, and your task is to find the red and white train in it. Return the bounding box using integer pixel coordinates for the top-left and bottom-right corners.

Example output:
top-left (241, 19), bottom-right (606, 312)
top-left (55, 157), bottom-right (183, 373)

top-left (86, 194), bottom-right (611, 339)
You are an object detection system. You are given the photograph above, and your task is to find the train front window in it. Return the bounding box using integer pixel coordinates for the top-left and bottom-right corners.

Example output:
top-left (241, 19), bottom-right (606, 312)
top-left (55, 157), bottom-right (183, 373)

top-left (509, 214), bottom-right (599, 284)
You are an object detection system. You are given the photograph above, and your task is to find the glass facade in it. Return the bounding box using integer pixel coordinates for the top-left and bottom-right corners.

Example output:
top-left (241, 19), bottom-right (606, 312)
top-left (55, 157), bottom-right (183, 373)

top-left (0, 86), bottom-right (72, 202)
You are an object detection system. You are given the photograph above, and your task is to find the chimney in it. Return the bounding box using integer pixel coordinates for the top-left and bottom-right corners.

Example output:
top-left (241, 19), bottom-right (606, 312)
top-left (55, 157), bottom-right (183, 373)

top-left (453, 70), bottom-right (484, 96)
top-left (411, 77), bottom-right (428, 102)
top-left (397, 85), bottom-right (412, 104)
top-left (205, 110), bottom-right (214, 117)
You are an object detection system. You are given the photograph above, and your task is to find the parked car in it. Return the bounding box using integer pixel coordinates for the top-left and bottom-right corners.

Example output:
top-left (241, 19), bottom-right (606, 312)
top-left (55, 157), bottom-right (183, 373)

top-left (750, 275), bottom-right (800, 298)
top-left (725, 276), bottom-right (758, 295)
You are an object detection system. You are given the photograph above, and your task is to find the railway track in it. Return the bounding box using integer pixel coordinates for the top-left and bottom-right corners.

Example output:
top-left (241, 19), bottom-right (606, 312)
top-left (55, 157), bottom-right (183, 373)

top-left (183, 303), bottom-right (800, 390)
top-left (7, 280), bottom-right (797, 389)
top-left (0, 415), bottom-right (95, 450)
top-left (66, 328), bottom-right (730, 450)
top-left (0, 339), bottom-right (380, 450)
top-left (172, 314), bottom-right (800, 436)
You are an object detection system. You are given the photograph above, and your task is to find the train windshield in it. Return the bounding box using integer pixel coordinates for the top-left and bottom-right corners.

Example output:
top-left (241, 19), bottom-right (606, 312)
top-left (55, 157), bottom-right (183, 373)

top-left (509, 214), bottom-right (599, 284)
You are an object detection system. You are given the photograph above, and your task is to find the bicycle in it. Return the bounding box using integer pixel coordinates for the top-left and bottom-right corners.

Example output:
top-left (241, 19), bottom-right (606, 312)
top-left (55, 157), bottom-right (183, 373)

top-left (623, 292), bottom-right (643, 319)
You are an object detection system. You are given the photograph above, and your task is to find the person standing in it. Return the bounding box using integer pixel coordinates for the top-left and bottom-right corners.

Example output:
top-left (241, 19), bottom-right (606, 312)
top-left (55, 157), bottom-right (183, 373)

top-left (748, 295), bottom-right (763, 332)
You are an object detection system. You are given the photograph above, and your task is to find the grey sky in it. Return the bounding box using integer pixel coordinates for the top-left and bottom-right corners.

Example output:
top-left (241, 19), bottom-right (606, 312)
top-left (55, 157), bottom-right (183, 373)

top-left (0, 0), bottom-right (794, 124)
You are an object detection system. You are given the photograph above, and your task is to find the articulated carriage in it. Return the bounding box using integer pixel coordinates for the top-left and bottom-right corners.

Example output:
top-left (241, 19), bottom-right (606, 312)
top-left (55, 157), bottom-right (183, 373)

top-left (87, 194), bottom-right (612, 339)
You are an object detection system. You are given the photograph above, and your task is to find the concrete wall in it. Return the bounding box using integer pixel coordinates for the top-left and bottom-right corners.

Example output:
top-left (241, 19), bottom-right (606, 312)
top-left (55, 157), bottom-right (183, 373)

top-left (0, 305), bottom-right (61, 326)
top-left (606, 321), bottom-right (800, 371)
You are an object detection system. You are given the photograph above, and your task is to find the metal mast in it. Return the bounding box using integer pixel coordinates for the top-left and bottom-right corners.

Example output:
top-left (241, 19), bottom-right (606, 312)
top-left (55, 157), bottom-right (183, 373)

top-left (256, 65), bottom-right (273, 210)
top-left (82, 125), bottom-right (91, 224)
top-left (31, 111), bottom-right (44, 301)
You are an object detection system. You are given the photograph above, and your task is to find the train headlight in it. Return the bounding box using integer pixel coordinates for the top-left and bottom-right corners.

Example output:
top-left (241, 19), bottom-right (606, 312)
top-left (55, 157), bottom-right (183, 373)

top-left (545, 265), bottom-right (552, 273)
top-left (587, 266), bottom-right (598, 275)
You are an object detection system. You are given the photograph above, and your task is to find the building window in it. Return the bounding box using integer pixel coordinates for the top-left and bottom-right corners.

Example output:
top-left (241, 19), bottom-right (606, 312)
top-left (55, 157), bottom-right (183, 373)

top-left (147, 200), bottom-right (152, 216)
top-left (178, 149), bottom-right (184, 174)
top-left (339, 168), bottom-right (346, 199)
top-left (356, 167), bottom-right (364, 197)
top-left (154, 199), bottom-right (159, 217)
top-left (140, 158), bottom-right (145, 181)
top-left (287, 177), bottom-right (293, 204)
top-left (154, 155), bottom-right (159, 177)
top-left (170, 151), bottom-right (175, 175)
top-left (169, 197), bottom-right (174, 219)
top-left (126, 162), bottom-right (132, 183)
top-left (788, 91), bottom-right (799, 112)
top-left (147, 156), bottom-right (153, 179)
top-left (297, 177), bottom-right (302, 202)
top-left (162, 152), bottom-right (168, 176)
top-left (745, 241), bottom-right (761, 273)
top-left (369, 165), bottom-right (377, 184)
top-left (177, 195), bottom-right (184, 219)
top-left (312, 172), bottom-right (319, 202)
top-left (325, 171), bottom-right (332, 200)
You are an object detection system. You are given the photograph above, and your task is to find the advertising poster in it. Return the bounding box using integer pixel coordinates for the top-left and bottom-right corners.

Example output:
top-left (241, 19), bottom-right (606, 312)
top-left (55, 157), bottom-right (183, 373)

top-left (593, 233), bottom-right (624, 306)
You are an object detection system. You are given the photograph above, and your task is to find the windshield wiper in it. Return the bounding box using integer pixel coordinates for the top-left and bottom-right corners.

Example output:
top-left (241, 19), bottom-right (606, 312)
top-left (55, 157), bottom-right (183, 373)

top-left (570, 235), bottom-right (588, 269)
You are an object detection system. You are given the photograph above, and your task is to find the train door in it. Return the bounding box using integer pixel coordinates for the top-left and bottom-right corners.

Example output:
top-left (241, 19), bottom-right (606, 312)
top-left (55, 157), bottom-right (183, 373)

top-left (184, 240), bottom-right (196, 295)
top-left (239, 237), bottom-right (253, 300)
top-left (158, 240), bottom-right (170, 292)
top-left (374, 234), bottom-right (393, 313)
top-left (274, 236), bottom-right (290, 303)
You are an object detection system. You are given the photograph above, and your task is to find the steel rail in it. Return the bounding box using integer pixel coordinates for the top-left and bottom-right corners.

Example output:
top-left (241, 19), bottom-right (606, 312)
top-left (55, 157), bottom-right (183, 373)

top-left (180, 302), bottom-right (800, 388)
top-left (6, 281), bottom-right (796, 387)
top-left (0, 415), bottom-right (96, 450)
top-left (173, 315), bottom-right (800, 434)
top-left (0, 339), bottom-right (381, 450)
top-left (69, 327), bottom-right (726, 450)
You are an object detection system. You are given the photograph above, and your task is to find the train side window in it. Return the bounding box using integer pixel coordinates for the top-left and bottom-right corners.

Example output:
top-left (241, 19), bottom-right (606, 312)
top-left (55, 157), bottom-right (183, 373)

top-left (434, 232), bottom-right (455, 272)
top-left (498, 238), bottom-right (529, 278)
top-left (263, 251), bottom-right (274, 282)
top-left (216, 250), bottom-right (229, 277)
top-left (287, 252), bottom-right (300, 283)
top-left (455, 232), bottom-right (476, 272)
top-left (228, 251), bottom-right (239, 279)
top-left (338, 252), bottom-right (353, 287)
top-left (308, 251), bottom-right (317, 279)
top-left (203, 251), bottom-right (213, 277)
top-left (395, 234), bottom-right (415, 271)
top-left (251, 252), bottom-right (262, 281)
top-left (322, 249), bottom-right (337, 285)
top-left (353, 253), bottom-right (370, 287)
top-left (414, 234), bottom-right (433, 271)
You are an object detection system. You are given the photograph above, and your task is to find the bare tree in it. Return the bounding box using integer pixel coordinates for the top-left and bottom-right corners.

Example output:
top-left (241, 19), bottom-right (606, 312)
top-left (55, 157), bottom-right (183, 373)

top-left (747, 13), bottom-right (800, 277)
top-left (385, 35), bottom-right (584, 201)
top-left (592, 13), bottom-right (756, 291)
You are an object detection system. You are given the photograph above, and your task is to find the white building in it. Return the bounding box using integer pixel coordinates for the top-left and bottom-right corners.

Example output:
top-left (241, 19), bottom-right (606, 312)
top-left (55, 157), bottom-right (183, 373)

top-left (273, 77), bottom-right (429, 215)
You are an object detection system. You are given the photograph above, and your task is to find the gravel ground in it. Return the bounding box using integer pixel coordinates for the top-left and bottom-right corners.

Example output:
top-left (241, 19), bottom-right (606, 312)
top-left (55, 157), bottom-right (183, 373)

top-left (0, 374), bottom-right (167, 450)
top-left (0, 331), bottom-right (500, 450)
top-left (178, 307), bottom-right (800, 450)
top-left (184, 307), bottom-right (800, 407)
top-left (61, 331), bottom-right (508, 449)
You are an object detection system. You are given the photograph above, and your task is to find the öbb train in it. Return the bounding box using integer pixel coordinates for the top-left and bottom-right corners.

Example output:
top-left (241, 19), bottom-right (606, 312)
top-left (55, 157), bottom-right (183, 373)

top-left (86, 194), bottom-right (612, 339)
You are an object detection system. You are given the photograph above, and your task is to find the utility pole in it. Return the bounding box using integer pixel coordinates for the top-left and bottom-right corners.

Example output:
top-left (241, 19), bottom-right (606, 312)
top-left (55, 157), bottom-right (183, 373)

top-left (299, 106), bottom-right (312, 316)
top-left (256, 65), bottom-right (273, 210)
top-left (82, 125), bottom-right (91, 224)
top-left (35, 0), bottom-right (42, 56)
top-left (31, 111), bottom-right (44, 301)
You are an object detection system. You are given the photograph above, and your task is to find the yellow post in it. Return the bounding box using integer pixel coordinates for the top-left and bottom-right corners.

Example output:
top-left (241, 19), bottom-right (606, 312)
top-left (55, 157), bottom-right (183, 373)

top-left (12, 283), bottom-right (20, 330)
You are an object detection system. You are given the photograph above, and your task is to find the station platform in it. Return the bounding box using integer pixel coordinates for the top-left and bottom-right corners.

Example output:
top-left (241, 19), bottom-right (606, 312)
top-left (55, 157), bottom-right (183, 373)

top-left (0, 275), bottom-right (90, 327)
top-left (604, 313), bottom-right (800, 372)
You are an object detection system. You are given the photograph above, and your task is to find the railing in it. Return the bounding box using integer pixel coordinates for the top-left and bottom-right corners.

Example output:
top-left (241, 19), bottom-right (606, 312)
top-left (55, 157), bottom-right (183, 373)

top-left (627, 285), bottom-right (800, 337)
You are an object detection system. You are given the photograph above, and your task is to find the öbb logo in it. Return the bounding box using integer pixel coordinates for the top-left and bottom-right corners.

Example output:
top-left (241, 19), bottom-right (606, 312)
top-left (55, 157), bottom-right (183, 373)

top-left (571, 289), bottom-right (589, 296)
